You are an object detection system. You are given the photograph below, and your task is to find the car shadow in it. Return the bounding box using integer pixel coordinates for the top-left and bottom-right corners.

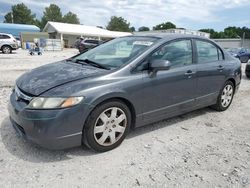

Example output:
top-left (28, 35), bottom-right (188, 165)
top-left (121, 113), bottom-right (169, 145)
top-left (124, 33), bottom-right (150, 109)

top-left (0, 51), bottom-right (18, 55)
top-left (127, 107), bottom-right (213, 139)
top-left (0, 107), bottom-right (214, 163)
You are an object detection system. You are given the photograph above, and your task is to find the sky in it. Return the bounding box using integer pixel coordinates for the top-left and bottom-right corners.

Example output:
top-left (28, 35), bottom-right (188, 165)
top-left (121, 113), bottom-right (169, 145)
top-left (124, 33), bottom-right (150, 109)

top-left (0, 0), bottom-right (250, 31)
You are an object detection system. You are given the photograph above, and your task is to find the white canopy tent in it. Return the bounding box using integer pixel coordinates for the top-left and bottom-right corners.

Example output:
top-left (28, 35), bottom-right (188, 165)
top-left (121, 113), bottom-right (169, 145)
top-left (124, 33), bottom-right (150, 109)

top-left (43, 21), bottom-right (132, 47)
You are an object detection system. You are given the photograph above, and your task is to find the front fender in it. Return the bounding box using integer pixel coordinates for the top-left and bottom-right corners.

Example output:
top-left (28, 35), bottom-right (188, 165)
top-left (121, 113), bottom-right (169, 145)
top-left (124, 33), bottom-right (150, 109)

top-left (86, 90), bottom-right (132, 109)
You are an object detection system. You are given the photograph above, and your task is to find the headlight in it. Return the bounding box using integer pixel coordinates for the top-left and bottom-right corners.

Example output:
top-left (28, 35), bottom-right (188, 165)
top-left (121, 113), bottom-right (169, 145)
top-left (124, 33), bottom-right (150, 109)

top-left (27, 97), bottom-right (84, 109)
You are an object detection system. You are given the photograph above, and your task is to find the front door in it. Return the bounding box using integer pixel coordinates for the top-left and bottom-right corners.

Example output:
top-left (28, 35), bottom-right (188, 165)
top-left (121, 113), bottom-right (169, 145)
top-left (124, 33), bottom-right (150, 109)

top-left (140, 39), bottom-right (197, 122)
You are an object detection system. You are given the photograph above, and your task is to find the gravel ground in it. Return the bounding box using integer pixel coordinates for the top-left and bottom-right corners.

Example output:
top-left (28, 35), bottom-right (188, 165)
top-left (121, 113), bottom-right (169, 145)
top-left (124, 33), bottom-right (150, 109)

top-left (0, 49), bottom-right (249, 188)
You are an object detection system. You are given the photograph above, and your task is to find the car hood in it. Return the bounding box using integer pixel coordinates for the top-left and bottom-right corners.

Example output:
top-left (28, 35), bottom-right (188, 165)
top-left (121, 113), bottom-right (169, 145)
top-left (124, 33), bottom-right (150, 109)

top-left (16, 61), bottom-right (108, 96)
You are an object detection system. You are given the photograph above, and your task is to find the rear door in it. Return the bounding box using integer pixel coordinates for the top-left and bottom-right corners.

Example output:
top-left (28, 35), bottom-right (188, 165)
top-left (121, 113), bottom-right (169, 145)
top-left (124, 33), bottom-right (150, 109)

top-left (194, 39), bottom-right (226, 106)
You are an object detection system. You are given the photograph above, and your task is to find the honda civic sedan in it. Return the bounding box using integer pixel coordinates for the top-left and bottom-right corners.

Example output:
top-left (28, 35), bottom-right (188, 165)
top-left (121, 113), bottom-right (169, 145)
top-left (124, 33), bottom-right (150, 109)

top-left (8, 33), bottom-right (241, 152)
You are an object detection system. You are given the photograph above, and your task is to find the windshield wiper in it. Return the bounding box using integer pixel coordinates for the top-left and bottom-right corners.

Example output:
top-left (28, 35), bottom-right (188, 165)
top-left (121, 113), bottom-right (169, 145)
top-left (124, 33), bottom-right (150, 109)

top-left (66, 58), bottom-right (74, 62)
top-left (74, 59), bottom-right (110, 70)
top-left (66, 58), bottom-right (110, 70)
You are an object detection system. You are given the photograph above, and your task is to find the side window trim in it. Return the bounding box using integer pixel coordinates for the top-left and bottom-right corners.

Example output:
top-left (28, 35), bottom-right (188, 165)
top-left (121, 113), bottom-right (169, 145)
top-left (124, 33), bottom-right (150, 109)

top-left (191, 38), bottom-right (197, 64)
top-left (217, 47), bottom-right (225, 61)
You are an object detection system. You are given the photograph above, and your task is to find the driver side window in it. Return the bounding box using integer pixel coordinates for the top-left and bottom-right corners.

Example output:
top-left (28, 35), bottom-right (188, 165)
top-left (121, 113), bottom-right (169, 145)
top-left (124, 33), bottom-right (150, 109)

top-left (150, 40), bottom-right (193, 68)
top-left (136, 40), bottom-right (193, 71)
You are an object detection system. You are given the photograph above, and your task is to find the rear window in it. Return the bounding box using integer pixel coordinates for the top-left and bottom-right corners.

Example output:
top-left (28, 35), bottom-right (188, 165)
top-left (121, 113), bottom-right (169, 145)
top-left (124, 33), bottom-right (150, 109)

top-left (196, 40), bottom-right (223, 63)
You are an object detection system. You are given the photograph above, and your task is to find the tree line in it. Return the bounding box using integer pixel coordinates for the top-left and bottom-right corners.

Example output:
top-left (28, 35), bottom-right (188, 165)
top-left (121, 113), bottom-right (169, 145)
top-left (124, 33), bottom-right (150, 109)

top-left (4, 3), bottom-right (80, 29)
top-left (3, 3), bottom-right (250, 39)
top-left (199, 27), bottom-right (250, 39)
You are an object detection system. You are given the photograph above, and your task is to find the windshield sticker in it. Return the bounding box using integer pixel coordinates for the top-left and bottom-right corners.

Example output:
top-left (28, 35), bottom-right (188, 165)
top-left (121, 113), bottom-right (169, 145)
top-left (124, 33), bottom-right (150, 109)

top-left (133, 41), bottom-right (154, 46)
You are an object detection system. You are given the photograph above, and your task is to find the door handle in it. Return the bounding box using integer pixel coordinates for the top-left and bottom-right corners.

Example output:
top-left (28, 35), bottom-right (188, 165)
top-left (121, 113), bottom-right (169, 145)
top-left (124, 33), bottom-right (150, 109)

top-left (185, 70), bottom-right (195, 76)
top-left (217, 65), bottom-right (224, 71)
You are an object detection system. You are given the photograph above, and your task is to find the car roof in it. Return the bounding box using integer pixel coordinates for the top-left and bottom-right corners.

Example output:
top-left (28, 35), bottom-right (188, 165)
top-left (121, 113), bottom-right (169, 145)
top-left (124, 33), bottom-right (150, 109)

top-left (0, 33), bottom-right (12, 36)
top-left (133, 32), bottom-right (209, 40)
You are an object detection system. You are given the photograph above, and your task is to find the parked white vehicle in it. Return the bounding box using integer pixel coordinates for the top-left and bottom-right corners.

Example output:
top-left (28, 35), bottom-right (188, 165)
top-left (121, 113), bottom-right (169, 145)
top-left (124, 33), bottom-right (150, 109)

top-left (0, 33), bottom-right (18, 54)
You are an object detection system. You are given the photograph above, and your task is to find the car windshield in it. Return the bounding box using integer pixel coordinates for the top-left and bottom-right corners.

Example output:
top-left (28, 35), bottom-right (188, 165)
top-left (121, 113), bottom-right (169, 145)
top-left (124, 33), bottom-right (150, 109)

top-left (74, 36), bottom-right (159, 69)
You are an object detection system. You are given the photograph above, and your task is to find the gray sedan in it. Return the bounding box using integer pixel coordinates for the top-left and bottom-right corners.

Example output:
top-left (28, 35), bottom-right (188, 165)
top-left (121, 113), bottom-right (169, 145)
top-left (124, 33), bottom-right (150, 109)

top-left (8, 33), bottom-right (241, 152)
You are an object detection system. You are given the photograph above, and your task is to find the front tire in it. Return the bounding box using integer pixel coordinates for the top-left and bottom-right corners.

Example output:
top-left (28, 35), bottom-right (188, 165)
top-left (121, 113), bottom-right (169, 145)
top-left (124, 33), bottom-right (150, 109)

top-left (83, 100), bottom-right (131, 152)
top-left (211, 81), bottom-right (234, 111)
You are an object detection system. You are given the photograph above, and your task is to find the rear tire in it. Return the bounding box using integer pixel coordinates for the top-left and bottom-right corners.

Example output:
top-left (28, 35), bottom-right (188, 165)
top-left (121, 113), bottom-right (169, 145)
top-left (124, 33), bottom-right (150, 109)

top-left (83, 100), bottom-right (131, 152)
top-left (2, 46), bottom-right (12, 54)
top-left (211, 81), bottom-right (235, 111)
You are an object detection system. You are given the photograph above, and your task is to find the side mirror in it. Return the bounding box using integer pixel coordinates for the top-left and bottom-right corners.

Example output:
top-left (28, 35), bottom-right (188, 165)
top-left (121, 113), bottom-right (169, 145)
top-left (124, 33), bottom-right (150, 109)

top-left (149, 59), bottom-right (171, 72)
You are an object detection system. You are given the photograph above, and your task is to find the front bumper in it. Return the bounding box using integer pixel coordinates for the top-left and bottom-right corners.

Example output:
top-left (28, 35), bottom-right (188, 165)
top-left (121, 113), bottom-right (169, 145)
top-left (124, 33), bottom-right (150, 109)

top-left (10, 43), bottom-right (18, 50)
top-left (8, 92), bottom-right (91, 150)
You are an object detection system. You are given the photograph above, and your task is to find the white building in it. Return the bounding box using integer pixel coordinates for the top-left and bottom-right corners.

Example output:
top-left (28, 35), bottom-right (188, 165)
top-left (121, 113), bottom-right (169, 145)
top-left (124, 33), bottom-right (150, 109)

top-left (43, 21), bottom-right (132, 48)
top-left (136, 29), bottom-right (210, 38)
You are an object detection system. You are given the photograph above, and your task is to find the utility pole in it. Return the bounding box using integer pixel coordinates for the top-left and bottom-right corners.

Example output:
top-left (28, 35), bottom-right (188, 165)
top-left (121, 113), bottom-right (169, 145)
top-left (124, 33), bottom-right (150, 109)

top-left (11, 12), bottom-right (14, 23)
top-left (242, 32), bottom-right (245, 47)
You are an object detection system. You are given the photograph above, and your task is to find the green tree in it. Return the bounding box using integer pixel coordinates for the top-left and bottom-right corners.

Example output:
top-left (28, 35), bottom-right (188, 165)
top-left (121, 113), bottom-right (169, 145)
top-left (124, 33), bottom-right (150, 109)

top-left (199, 28), bottom-right (225, 38)
top-left (199, 28), bottom-right (242, 38)
top-left (223, 27), bottom-right (239, 38)
top-left (3, 12), bottom-right (12, 23)
top-left (41, 4), bottom-right (63, 29)
top-left (130, 26), bottom-right (135, 32)
top-left (3, 3), bottom-right (36, 24)
top-left (106, 16), bottom-right (131, 32)
top-left (34, 19), bottom-right (42, 30)
top-left (63, 11), bottom-right (80, 24)
top-left (153, 22), bottom-right (176, 30)
top-left (240, 26), bottom-right (250, 39)
top-left (223, 26), bottom-right (250, 38)
top-left (138, 26), bottom-right (150, 31)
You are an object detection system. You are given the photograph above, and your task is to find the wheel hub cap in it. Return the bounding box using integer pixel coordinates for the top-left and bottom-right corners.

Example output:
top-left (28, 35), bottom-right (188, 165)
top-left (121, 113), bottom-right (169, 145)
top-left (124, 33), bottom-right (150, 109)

top-left (94, 107), bottom-right (127, 146)
top-left (221, 84), bottom-right (233, 108)
top-left (3, 47), bottom-right (10, 53)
